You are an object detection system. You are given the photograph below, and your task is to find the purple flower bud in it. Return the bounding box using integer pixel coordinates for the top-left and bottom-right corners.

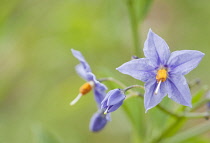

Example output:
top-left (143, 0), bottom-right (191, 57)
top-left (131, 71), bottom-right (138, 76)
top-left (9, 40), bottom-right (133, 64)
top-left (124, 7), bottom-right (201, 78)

top-left (101, 89), bottom-right (126, 114)
top-left (89, 110), bottom-right (110, 132)
top-left (131, 55), bottom-right (139, 60)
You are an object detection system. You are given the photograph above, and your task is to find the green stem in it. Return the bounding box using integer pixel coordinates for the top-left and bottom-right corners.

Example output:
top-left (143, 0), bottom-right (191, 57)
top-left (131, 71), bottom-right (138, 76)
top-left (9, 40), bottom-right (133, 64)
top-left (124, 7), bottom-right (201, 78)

top-left (127, 0), bottom-right (141, 57)
top-left (98, 77), bottom-right (127, 88)
top-left (151, 117), bottom-right (186, 143)
top-left (160, 121), bottom-right (210, 143)
top-left (183, 112), bottom-right (210, 119)
top-left (156, 105), bottom-right (181, 118)
top-left (151, 110), bottom-right (210, 143)
top-left (188, 98), bottom-right (210, 111)
top-left (123, 85), bottom-right (144, 92)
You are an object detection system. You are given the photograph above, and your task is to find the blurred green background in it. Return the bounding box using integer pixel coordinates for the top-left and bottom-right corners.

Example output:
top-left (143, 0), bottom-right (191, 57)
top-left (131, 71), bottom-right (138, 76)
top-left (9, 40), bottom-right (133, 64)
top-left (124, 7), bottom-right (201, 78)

top-left (1, 0), bottom-right (210, 143)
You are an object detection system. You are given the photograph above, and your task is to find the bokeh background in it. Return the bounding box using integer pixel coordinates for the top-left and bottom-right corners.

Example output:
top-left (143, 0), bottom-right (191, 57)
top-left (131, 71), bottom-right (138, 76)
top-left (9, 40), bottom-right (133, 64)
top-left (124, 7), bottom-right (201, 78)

top-left (1, 0), bottom-right (210, 143)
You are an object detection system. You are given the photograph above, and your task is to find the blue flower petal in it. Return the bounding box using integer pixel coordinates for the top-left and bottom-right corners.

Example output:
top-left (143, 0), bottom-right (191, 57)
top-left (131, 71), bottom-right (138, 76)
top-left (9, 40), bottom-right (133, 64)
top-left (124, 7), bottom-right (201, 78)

top-left (89, 111), bottom-right (109, 132)
top-left (94, 88), bottom-right (106, 107)
top-left (144, 29), bottom-right (171, 66)
top-left (107, 89), bottom-right (125, 106)
top-left (116, 58), bottom-right (156, 82)
top-left (167, 50), bottom-right (205, 75)
top-left (101, 91), bottom-right (109, 106)
top-left (108, 101), bottom-right (123, 113)
top-left (71, 49), bottom-right (91, 80)
top-left (93, 83), bottom-right (107, 106)
top-left (144, 77), bottom-right (167, 112)
top-left (84, 72), bottom-right (107, 107)
top-left (167, 74), bottom-right (192, 107)
top-left (101, 99), bottom-right (108, 110)
top-left (105, 112), bottom-right (111, 121)
top-left (101, 89), bottom-right (125, 113)
top-left (75, 64), bottom-right (90, 81)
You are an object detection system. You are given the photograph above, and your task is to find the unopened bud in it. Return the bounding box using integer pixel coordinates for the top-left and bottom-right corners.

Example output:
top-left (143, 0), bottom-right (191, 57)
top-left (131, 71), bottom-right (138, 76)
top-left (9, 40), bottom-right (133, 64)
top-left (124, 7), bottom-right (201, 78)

top-left (131, 55), bottom-right (139, 60)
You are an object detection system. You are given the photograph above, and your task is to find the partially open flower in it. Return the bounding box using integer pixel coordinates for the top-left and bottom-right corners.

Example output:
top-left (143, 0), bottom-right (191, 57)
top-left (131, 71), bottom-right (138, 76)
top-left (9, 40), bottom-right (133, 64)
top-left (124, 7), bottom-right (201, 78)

top-left (70, 49), bottom-right (107, 106)
top-left (89, 110), bottom-right (111, 132)
top-left (71, 49), bottom-right (110, 132)
top-left (101, 89), bottom-right (126, 114)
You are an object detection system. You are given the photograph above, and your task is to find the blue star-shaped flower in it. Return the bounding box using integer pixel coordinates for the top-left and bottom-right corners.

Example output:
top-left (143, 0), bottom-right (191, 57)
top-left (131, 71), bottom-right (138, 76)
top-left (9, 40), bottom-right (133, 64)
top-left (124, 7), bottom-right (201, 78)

top-left (117, 29), bottom-right (205, 112)
top-left (71, 49), bottom-right (109, 132)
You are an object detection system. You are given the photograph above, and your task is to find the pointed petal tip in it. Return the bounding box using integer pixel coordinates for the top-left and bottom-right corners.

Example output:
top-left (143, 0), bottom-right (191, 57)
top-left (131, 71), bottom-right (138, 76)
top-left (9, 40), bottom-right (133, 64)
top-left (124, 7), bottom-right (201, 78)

top-left (116, 67), bottom-right (120, 71)
top-left (181, 98), bottom-right (192, 108)
top-left (201, 52), bottom-right (205, 57)
top-left (187, 103), bottom-right (192, 108)
top-left (71, 48), bottom-right (80, 56)
top-left (145, 106), bottom-right (152, 113)
top-left (196, 50), bottom-right (205, 58)
top-left (71, 48), bottom-right (77, 53)
top-left (195, 50), bottom-right (205, 57)
top-left (145, 106), bottom-right (153, 113)
top-left (148, 28), bottom-right (155, 35)
top-left (116, 66), bottom-right (124, 73)
top-left (149, 28), bottom-right (153, 32)
top-left (183, 103), bottom-right (192, 108)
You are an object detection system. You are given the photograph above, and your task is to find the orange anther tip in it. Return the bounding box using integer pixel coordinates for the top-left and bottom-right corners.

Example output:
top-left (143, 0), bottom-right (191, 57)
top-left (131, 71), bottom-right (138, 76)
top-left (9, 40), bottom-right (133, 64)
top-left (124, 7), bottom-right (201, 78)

top-left (156, 69), bottom-right (167, 82)
top-left (79, 82), bottom-right (93, 95)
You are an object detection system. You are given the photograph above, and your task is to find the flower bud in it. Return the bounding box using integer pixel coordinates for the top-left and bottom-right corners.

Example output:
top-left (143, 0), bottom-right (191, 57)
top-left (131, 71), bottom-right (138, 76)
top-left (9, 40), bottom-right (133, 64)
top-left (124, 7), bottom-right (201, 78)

top-left (131, 55), bottom-right (139, 60)
top-left (101, 89), bottom-right (125, 114)
top-left (89, 110), bottom-right (110, 132)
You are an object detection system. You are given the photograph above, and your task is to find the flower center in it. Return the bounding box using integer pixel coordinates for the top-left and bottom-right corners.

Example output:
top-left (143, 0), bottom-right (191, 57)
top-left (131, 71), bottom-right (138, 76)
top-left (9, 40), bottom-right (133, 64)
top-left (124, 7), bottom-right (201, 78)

top-left (156, 69), bottom-right (167, 82)
top-left (154, 69), bottom-right (167, 95)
